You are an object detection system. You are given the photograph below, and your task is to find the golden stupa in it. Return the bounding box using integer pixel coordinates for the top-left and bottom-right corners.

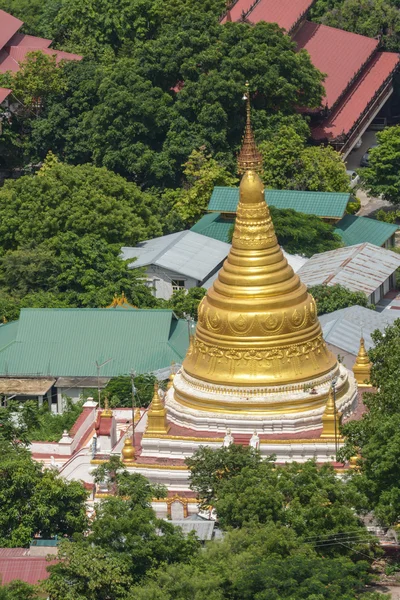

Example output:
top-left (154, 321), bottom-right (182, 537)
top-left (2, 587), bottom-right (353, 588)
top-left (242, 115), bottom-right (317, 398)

top-left (166, 89), bottom-right (356, 431)
top-left (352, 336), bottom-right (372, 387)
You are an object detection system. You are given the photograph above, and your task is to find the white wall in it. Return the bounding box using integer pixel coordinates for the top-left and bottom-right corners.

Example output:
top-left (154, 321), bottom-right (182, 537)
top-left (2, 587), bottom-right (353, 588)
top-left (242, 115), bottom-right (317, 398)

top-left (145, 266), bottom-right (198, 300)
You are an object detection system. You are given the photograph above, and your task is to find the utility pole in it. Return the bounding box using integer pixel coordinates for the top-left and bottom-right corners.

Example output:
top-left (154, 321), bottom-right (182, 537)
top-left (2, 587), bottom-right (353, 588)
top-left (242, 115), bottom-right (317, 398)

top-left (131, 370), bottom-right (136, 444)
top-left (95, 358), bottom-right (113, 409)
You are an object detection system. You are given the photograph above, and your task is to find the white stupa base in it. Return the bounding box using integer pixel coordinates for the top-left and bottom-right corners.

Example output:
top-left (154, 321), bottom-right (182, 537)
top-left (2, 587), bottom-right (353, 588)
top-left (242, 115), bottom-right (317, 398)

top-left (165, 363), bottom-right (357, 434)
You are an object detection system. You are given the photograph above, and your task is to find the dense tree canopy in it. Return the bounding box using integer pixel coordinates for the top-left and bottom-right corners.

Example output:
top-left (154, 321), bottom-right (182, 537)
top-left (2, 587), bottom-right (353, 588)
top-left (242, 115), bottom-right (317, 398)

top-left (308, 283), bottom-right (370, 315)
top-left (341, 318), bottom-right (400, 526)
top-left (0, 442), bottom-right (87, 547)
top-left (361, 126), bottom-right (400, 205)
top-left (260, 126), bottom-right (350, 193)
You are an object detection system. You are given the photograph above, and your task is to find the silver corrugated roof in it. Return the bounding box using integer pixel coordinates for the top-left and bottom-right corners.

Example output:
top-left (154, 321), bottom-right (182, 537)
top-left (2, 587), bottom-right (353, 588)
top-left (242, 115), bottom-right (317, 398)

top-left (298, 243), bottom-right (400, 296)
top-left (122, 232), bottom-right (230, 282)
top-left (320, 305), bottom-right (399, 355)
top-left (170, 520), bottom-right (215, 540)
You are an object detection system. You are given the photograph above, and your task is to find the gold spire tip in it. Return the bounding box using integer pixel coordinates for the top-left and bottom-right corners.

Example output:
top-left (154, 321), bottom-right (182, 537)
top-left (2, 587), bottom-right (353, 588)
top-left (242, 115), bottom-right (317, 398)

top-left (237, 81), bottom-right (263, 175)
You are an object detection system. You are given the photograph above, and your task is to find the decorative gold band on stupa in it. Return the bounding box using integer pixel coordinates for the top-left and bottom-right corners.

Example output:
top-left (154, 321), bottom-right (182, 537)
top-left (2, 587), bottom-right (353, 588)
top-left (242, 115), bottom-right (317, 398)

top-left (353, 337), bottom-right (372, 387)
top-left (237, 82), bottom-right (263, 174)
top-left (181, 168), bottom-right (337, 388)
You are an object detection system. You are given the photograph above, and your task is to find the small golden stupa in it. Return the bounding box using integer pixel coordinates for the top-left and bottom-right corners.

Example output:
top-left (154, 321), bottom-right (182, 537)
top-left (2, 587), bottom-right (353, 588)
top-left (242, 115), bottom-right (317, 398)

top-left (352, 337), bottom-right (372, 387)
top-left (121, 437), bottom-right (135, 462)
top-left (146, 383), bottom-right (170, 435)
top-left (321, 387), bottom-right (342, 438)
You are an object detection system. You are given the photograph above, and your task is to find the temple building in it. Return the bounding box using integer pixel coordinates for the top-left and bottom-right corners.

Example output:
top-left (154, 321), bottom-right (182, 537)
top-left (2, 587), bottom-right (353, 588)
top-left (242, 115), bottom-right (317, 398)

top-left (29, 97), bottom-right (369, 516)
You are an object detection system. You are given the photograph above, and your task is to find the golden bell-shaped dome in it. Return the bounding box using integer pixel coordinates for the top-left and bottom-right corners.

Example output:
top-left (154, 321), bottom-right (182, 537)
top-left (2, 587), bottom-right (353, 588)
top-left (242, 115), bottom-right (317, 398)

top-left (182, 169), bottom-right (337, 388)
top-left (121, 437), bottom-right (135, 462)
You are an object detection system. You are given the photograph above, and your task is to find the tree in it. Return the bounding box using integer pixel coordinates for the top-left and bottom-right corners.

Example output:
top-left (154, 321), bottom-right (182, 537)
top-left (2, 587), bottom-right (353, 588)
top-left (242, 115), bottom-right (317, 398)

top-left (361, 126), bottom-right (400, 204)
top-left (102, 373), bottom-right (157, 408)
top-left (259, 125), bottom-right (350, 192)
top-left (130, 524), bottom-right (381, 600)
top-left (0, 579), bottom-right (38, 600)
top-left (166, 287), bottom-right (207, 319)
top-left (0, 442), bottom-right (87, 546)
top-left (44, 463), bottom-right (199, 598)
top-left (174, 147), bottom-right (237, 226)
top-left (314, 0), bottom-right (400, 52)
top-left (340, 318), bottom-right (400, 526)
top-left (185, 444), bottom-right (263, 509)
top-left (0, 51), bottom-right (67, 115)
top-left (308, 283), bottom-right (370, 315)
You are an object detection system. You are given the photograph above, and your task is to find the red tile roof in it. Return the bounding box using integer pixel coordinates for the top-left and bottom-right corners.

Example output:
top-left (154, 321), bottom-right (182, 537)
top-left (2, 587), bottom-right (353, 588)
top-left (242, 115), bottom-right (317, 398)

top-left (313, 52), bottom-right (400, 140)
top-left (0, 10), bottom-right (22, 49)
top-left (221, 0), bottom-right (314, 30)
top-left (294, 22), bottom-right (378, 108)
top-left (0, 556), bottom-right (55, 585)
top-left (7, 33), bottom-right (52, 48)
top-left (246, 0), bottom-right (314, 31)
top-left (221, 0), bottom-right (254, 23)
top-left (0, 87), bottom-right (11, 103)
top-left (0, 45), bottom-right (82, 73)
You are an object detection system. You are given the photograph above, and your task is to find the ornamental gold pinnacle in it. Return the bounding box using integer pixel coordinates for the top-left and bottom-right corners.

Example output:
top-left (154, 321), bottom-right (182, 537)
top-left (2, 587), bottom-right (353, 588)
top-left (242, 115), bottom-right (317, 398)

top-left (237, 82), bottom-right (263, 174)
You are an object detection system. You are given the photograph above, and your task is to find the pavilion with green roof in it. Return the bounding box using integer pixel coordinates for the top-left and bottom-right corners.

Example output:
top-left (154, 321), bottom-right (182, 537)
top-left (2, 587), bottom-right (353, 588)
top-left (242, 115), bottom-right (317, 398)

top-left (0, 308), bottom-right (190, 412)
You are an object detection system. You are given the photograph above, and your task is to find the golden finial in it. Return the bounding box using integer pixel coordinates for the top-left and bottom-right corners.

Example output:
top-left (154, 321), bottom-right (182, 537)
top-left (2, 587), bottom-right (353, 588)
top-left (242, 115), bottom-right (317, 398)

top-left (237, 81), bottom-right (263, 174)
top-left (353, 336), bottom-right (372, 387)
top-left (121, 437), bottom-right (135, 462)
top-left (321, 387), bottom-right (341, 438)
top-left (102, 396), bottom-right (113, 417)
top-left (106, 292), bottom-right (137, 309)
top-left (167, 362), bottom-right (176, 390)
top-left (2, 316), bottom-right (7, 324)
top-left (145, 383), bottom-right (170, 436)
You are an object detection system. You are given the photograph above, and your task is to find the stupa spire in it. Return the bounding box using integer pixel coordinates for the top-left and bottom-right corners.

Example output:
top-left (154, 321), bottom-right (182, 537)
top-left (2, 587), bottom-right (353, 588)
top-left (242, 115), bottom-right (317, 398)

top-left (353, 336), bottom-right (372, 387)
top-left (237, 82), bottom-right (263, 174)
top-left (321, 386), bottom-right (341, 438)
top-left (146, 383), bottom-right (170, 435)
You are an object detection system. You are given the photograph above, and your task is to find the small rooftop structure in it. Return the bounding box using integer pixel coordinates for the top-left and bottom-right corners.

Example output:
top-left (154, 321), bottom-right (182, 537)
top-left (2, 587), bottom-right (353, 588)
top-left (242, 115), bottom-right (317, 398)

top-left (208, 187), bottom-right (350, 219)
top-left (334, 214), bottom-right (398, 249)
top-left (319, 305), bottom-right (399, 361)
top-left (122, 232), bottom-right (230, 300)
top-left (298, 243), bottom-right (400, 304)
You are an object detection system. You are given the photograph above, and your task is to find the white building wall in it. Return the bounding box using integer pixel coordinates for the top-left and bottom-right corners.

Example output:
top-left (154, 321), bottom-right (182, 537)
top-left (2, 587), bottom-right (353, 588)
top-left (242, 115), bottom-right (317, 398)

top-left (145, 266), bottom-right (199, 300)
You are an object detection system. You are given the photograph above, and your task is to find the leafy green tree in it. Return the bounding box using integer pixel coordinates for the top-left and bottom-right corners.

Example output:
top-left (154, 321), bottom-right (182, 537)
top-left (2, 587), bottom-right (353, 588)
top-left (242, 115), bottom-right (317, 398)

top-left (361, 126), bottom-right (400, 204)
top-left (130, 524), bottom-right (380, 600)
top-left (0, 579), bottom-right (38, 600)
top-left (9, 398), bottom-right (84, 442)
top-left (102, 373), bottom-right (157, 408)
top-left (259, 125), bottom-right (350, 192)
top-left (45, 464), bottom-right (199, 598)
top-left (308, 283), bottom-right (370, 315)
top-left (0, 52), bottom-right (67, 115)
top-left (186, 444), bottom-right (263, 509)
top-left (341, 318), bottom-right (400, 525)
top-left (174, 147), bottom-right (237, 226)
top-left (167, 287), bottom-right (207, 319)
top-left (315, 0), bottom-right (400, 52)
top-left (0, 442), bottom-right (87, 546)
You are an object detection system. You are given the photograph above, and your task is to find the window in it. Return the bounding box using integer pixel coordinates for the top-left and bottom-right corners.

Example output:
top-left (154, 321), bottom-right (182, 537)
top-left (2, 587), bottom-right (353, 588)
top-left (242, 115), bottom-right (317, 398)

top-left (171, 279), bottom-right (185, 291)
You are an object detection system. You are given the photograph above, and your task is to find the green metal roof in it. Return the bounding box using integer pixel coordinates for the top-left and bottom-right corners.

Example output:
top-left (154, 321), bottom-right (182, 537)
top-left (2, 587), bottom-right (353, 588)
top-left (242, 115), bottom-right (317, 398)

top-left (190, 213), bottom-right (232, 243)
top-left (208, 186), bottom-right (350, 218)
top-left (0, 309), bottom-right (190, 378)
top-left (334, 215), bottom-right (398, 247)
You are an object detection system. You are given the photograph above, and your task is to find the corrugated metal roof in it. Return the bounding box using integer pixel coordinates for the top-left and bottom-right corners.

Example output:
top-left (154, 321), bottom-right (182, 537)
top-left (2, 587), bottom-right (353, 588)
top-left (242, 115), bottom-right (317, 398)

top-left (313, 52), bottom-right (400, 140)
top-left (122, 232), bottom-right (230, 282)
top-left (208, 187), bottom-right (350, 218)
top-left (170, 520), bottom-right (215, 540)
top-left (0, 10), bottom-right (22, 49)
top-left (319, 305), bottom-right (399, 355)
top-left (298, 243), bottom-right (400, 296)
top-left (293, 21), bottom-right (378, 108)
top-left (0, 309), bottom-right (189, 378)
top-left (335, 215), bottom-right (398, 248)
top-left (191, 213), bottom-right (232, 243)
